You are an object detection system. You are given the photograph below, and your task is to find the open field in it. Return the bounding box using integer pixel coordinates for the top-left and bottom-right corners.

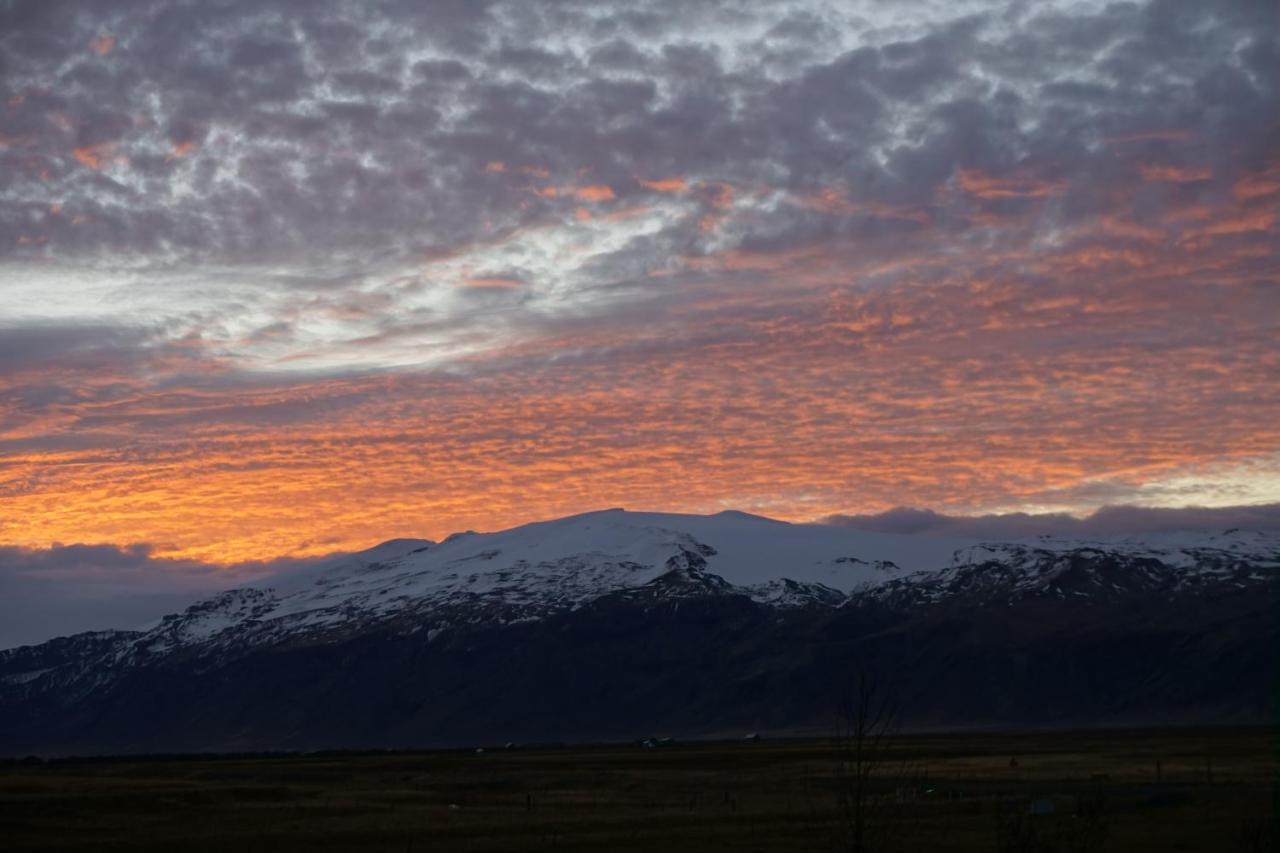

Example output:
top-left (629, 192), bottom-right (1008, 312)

top-left (1, 728), bottom-right (1276, 852)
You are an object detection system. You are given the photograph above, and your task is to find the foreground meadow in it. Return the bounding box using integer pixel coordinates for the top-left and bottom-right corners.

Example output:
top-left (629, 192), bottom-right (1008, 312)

top-left (1, 727), bottom-right (1275, 851)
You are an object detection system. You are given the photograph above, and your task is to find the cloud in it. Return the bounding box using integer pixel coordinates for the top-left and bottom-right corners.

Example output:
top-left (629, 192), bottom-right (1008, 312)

top-left (0, 0), bottom-right (1274, 563)
top-left (1, 0), bottom-right (1269, 267)
top-left (825, 503), bottom-right (1280, 539)
top-left (0, 542), bottom-right (342, 650)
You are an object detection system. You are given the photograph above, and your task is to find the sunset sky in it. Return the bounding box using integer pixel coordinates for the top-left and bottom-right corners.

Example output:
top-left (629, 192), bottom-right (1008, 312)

top-left (2, 0), bottom-right (1278, 574)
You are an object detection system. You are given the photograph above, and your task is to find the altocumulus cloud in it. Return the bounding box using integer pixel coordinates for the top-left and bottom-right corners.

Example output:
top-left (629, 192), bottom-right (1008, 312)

top-left (0, 0), bottom-right (1276, 562)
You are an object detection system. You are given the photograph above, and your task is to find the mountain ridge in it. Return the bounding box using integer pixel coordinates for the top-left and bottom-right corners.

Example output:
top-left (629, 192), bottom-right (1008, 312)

top-left (2, 509), bottom-right (1276, 754)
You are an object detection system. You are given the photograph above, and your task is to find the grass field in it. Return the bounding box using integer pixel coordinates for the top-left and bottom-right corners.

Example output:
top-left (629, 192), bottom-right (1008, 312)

top-left (1, 728), bottom-right (1276, 851)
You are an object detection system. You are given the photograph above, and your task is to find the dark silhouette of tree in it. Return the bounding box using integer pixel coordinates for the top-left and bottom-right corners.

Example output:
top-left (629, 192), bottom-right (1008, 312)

top-left (833, 672), bottom-right (918, 853)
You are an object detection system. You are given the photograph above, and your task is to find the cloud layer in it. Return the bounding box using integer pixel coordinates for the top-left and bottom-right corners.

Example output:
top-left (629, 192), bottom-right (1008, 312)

top-left (826, 502), bottom-right (1280, 539)
top-left (0, 542), bottom-right (334, 649)
top-left (1, 0), bottom-right (1277, 561)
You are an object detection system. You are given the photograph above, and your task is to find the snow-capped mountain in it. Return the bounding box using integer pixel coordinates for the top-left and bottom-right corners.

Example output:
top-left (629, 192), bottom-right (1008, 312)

top-left (2, 510), bottom-right (1277, 754)
top-left (121, 509), bottom-right (967, 656)
top-left (865, 530), bottom-right (1280, 608)
top-left (111, 510), bottom-right (1279, 656)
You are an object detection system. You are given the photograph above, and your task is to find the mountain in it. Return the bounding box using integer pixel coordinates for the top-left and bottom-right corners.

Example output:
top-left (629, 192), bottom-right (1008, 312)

top-left (1, 510), bottom-right (1276, 755)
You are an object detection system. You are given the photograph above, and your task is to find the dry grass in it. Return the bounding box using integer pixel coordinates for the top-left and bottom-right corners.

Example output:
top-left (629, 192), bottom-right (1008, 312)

top-left (0, 727), bottom-right (1275, 851)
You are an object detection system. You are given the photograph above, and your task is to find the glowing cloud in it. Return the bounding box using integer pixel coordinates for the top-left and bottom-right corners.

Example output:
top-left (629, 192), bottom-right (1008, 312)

top-left (1140, 164), bottom-right (1212, 183)
top-left (639, 177), bottom-right (687, 193)
top-left (71, 143), bottom-right (113, 170)
top-left (0, 0), bottom-right (1275, 564)
top-left (954, 169), bottom-right (1067, 199)
top-left (88, 34), bottom-right (116, 56)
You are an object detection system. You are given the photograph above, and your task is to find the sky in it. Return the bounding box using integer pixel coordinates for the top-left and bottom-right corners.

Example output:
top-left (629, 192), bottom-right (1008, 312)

top-left (2, 0), bottom-right (1278, 588)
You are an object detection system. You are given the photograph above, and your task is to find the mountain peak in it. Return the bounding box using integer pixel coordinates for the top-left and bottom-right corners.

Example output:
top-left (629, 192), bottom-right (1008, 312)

top-left (3, 513), bottom-right (1277, 754)
top-left (711, 509), bottom-right (790, 524)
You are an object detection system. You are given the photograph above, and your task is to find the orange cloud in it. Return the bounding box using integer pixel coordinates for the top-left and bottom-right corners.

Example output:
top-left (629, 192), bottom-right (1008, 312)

top-left (639, 177), bottom-right (687, 193)
top-left (1, 168), bottom-right (1275, 565)
top-left (1139, 164), bottom-right (1212, 183)
top-left (1186, 208), bottom-right (1275, 239)
top-left (89, 35), bottom-right (116, 56)
top-left (463, 276), bottom-right (524, 289)
top-left (797, 188), bottom-right (929, 224)
top-left (572, 185), bottom-right (615, 202)
top-left (604, 205), bottom-right (651, 222)
top-left (698, 181), bottom-right (735, 209)
top-left (1097, 215), bottom-right (1165, 244)
top-left (3, 270), bottom-right (1274, 565)
top-left (72, 143), bottom-right (113, 169)
top-left (955, 169), bottom-right (1066, 199)
top-left (484, 161), bottom-right (505, 173)
top-left (1233, 169), bottom-right (1280, 202)
top-left (166, 140), bottom-right (196, 162)
top-left (530, 184), bottom-right (616, 202)
top-left (800, 187), bottom-right (855, 214)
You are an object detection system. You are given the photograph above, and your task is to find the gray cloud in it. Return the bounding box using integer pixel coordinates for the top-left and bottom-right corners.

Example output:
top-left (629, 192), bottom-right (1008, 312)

top-left (1, 0), bottom-right (1273, 268)
top-left (0, 542), bottom-right (343, 650)
top-left (0, 323), bottom-right (152, 369)
top-left (0, 1), bottom-right (1275, 567)
top-left (825, 503), bottom-right (1280, 539)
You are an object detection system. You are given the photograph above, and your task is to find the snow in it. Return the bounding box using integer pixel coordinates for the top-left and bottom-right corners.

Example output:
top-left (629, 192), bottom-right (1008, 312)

top-left (443, 508), bottom-right (969, 582)
top-left (86, 510), bottom-right (1280, 658)
top-left (962, 528), bottom-right (1280, 576)
top-left (1, 667), bottom-right (51, 685)
top-left (276, 509), bottom-right (965, 613)
top-left (104, 510), bottom-right (974, 651)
